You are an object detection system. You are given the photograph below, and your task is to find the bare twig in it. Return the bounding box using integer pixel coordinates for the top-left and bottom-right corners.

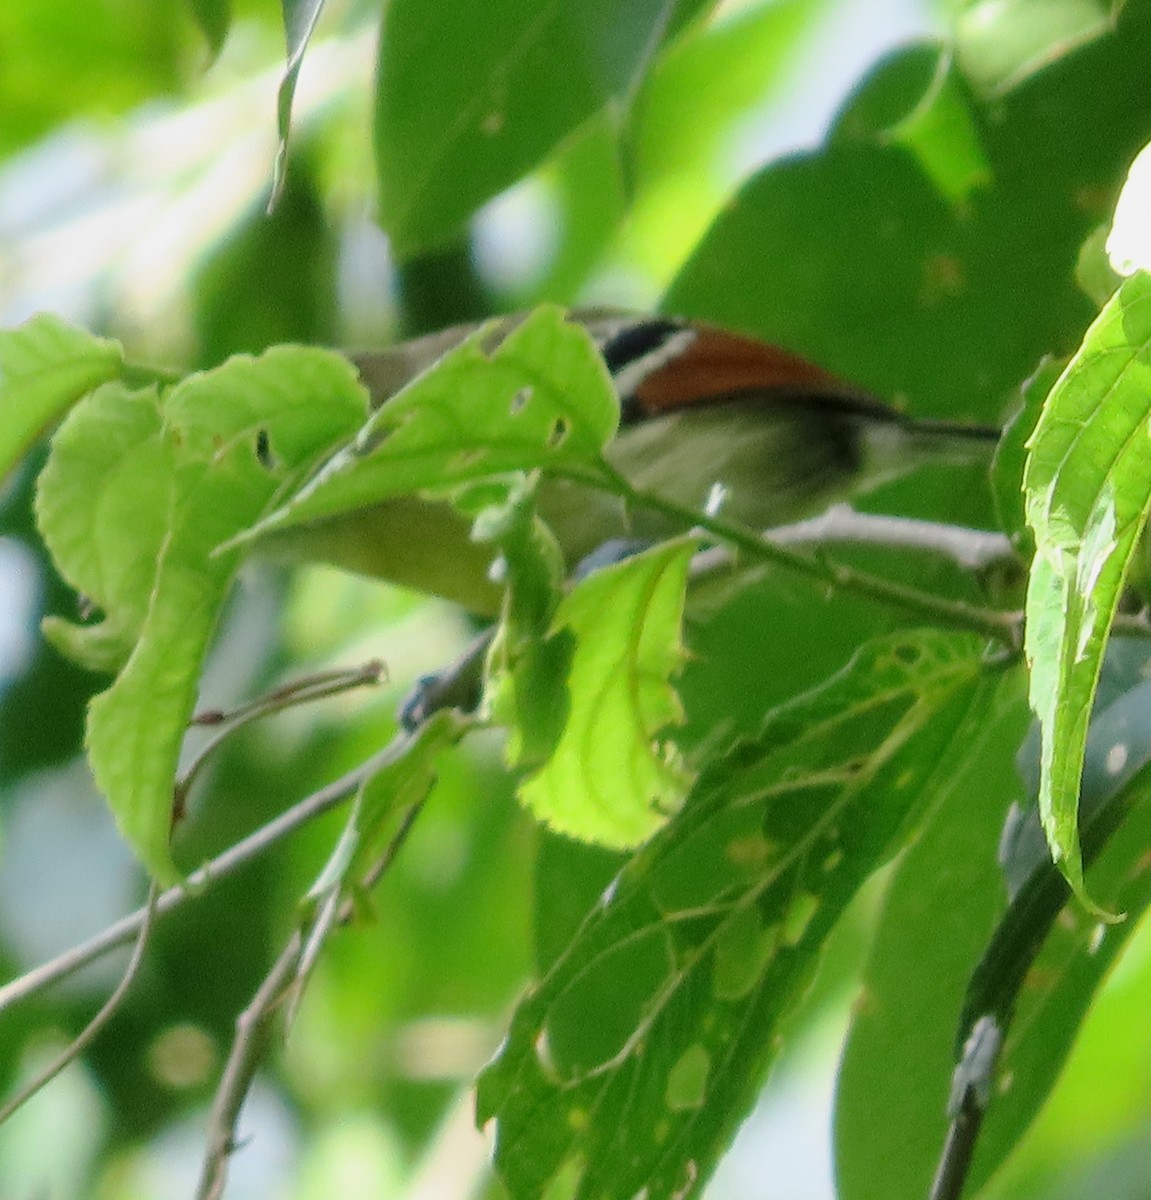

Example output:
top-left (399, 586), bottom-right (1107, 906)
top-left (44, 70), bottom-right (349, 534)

top-left (0, 884), bottom-right (160, 1125)
top-left (583, 465), bottom-right (1024, 644)
top-left (929, 1015), bottom-right (1003, 1200)
top-left (0, 730), bottom-right (424, 1016)
top-left (178, 659), bottom-right (386, 811)
top-left (760, 505), bottom-right (1014, 572)
top-left (195, 930), bottom-right (305, 1200)
top-left (191, 659), bottom-right (385, 727)
top-left (197, 784), bottom-right (435, 1199)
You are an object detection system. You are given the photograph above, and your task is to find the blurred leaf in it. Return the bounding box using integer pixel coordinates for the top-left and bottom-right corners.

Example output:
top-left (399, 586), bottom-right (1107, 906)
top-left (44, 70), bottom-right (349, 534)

top-left (37, 349), bottom-right (366, 881)
top-left (192, 153), bottom-right (338, 364)
top-left (1079, 223), bottom-right (1123, 305)
top-left (517, 538), bottom-right (695, 848)
top-left (0, 453), bottom-right (98, 777)
top-left (528, 0), bottom-right (828, 303)
top-left (234, 306), bottom-right (619, 542)
top-left (0, 315), bottom-right (124, 485)
top-left (478, 631), bottom-right (993, 1200)
top-left (835, 668), bottom-right (1030, 1200)
top-left (374, 0), bottom-right (681, 256)
top-left (1023, 273), bottom-right (1151, 903)
top-left (296, 710), bottom-right (469, 1001)
top-left (0, 1), bottom-right (186, 155)
top-left (954, 0), bottom-right (1116, 95)
top-left (831, 43), bottom-right (990, 204)
top-left (667, 10), bottom-right (1151, 425)
top-left (271, 0), bottom-right (329, 207)
top-left (187, 0), bottom-right (230, 58)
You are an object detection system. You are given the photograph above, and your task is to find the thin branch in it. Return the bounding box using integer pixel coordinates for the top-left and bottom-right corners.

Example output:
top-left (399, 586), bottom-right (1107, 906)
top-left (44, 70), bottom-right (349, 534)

top-left (929, 1015), bottom-right (1003, 1200)
top-left (588, 467), bottom-right (1022, 644)
top-left (191, 659), bottom-right (385, 727)
top-left (196, 781), bottom-right (435, 1199)
top-left (761, 505), bottom-right (1014, 572)
top-left (0, 884), bottom-right (160, 1125)
top-left (0, 731), bottom-right (422, 1016)
top-left (929, 1096), bottom-right (986, 1200)
top-left (178, 659), bottom-right (385, 812)
top-left (195, 930), bottom-right (304, 1200)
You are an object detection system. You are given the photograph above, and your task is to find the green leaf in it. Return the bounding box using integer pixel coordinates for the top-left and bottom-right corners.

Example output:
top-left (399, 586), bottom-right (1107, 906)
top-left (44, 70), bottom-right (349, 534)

top-left (481, 480), bottom-right (572, 769)
top-left (374, 0), bottom-right (680, 256)
top-left (188, 0), bottom-right (231, 58)
top-left (608, 0), bottom-right (832, 290)
top-left (0, 5), bottom-right (185, 158)
top-left (954, 0), bottom-right (1116, 96)
top-left (0, 314), bottom-right (124, 485)
top-left (945, 643), bottom-right (1151, 1192)
top-left (831, 44), bottom-right (990, 205)
top-left (308, 710), bottom-right (468, 905)
top-left (991, 358), bottom-right (1064, 556)
top-left (234, 306), bottom-right (619, 543)
top-left (38, 348), bottom-right (367, 882)
top-left (478, 631), bottom-right (992, 1200)
top-left (666, 14), bottom-right (1151, 427)
top-left (36, 383), bottom-right (173, 672)
top-left (297, 709), bottom-right (469, 995)
top-left (516, 538), bottom-right (695, 848)
top-left (270, 0), bottom-right (329, 207)
top-left (1022, 272), bottom-right (1151, 905)
top-left (834, 669), bottom-right (1030, 1200)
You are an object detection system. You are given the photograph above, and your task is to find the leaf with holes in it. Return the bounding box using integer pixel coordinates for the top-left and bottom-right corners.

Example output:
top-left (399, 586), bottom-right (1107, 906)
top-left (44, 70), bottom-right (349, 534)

top-left (232, 305), bottom-right (619, 545)
top-left (36, 348), bottom-right (366, 882)
top-left (835, 668), bottom-right (1030, 1200)
top-left (516, 537), bottom-right (696, 848)
top-left (1023, 271), bottom-right (1151, 906)
top-left (478, 631), bottom-right (994, 1200)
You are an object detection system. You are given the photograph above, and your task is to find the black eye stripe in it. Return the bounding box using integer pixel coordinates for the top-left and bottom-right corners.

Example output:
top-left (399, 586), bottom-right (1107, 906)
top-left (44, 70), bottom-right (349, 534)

top-left (599, 319), bottom-right (686, 377)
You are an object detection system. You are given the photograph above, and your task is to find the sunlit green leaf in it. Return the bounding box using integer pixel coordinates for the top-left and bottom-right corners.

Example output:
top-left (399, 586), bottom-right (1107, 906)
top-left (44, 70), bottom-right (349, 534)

top-left (234, 306), bottom-right (619, 543)
top-left (1023, 272), bottom-right (1151, 904)
top-left (0, 314), bottom-right (124, 485)
top-left (516, 538), bottom-right (695, 848)
top-left (479, 631), bottom-right (992, 1199)
top-left (375, 0), bottom-right (681, 256)
top-left (36, 383), bottom-right (172, 672)
top-left (38, 348), bottom-right (366, 881)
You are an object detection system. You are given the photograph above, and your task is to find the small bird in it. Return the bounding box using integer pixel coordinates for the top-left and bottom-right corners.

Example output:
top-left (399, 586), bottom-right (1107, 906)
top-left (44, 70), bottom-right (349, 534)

top-left (277, 312), bottom-right (998, 615)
